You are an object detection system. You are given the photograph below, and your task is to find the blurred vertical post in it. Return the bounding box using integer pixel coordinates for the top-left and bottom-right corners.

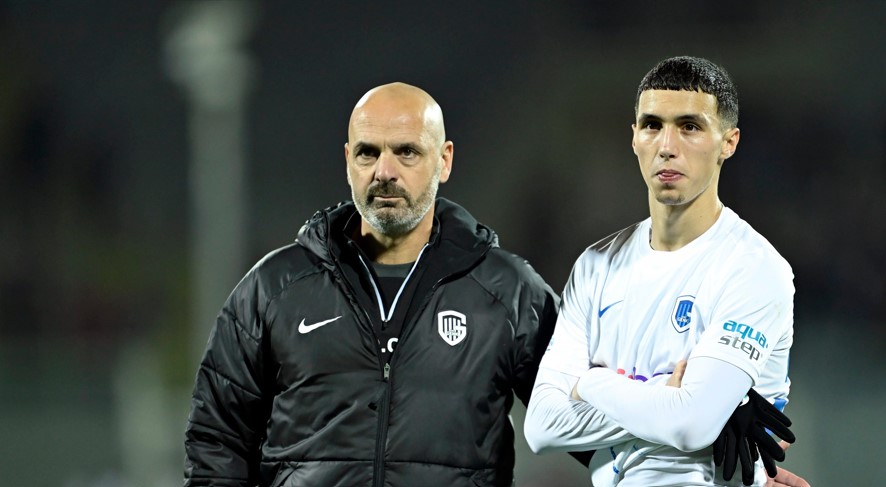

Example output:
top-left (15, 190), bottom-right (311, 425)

top-left (164, 0), bottom-right (257, 362)
top-left (110, 2), bottom-right (257, 485)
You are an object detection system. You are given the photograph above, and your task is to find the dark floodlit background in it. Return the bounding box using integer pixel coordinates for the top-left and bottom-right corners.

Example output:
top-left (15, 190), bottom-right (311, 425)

top-left (1, 1), bottom-right (883, 486)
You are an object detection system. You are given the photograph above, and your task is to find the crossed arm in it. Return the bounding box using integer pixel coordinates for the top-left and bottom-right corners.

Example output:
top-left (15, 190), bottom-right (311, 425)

top-left (525, 356), bottom-right (751, 453)
top-left (575, 356), bottom-right (751, 451)
top-left (525, 359), bottom-right (810, 486)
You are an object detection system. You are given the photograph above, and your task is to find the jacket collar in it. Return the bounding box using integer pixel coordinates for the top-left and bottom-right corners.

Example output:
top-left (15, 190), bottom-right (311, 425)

top-left (296, 197), bottom-right (498, 272)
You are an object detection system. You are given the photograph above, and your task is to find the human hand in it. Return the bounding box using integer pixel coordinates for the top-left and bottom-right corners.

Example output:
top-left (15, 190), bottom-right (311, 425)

top-left (570, 381), bottom-right (582, 401)
top-left (765, 462), bottom-right (810, 487)
top-left (714, 389), bottom-right (796, 486)
top-left (666, 359), bottom-right (687, 387)
top-left (764, 443), bottom-right (810, 487)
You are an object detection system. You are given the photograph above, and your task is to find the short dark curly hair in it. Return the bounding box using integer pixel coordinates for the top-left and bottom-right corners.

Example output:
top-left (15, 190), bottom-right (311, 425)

top-left (635, 56), bottom-right (739, 129)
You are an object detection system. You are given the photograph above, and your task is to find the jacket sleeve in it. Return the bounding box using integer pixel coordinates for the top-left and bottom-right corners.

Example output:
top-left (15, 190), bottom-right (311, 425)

top-left (510, 267), bottom-right (559, 408)
top-left (184, 271), bottom-right (272, 486)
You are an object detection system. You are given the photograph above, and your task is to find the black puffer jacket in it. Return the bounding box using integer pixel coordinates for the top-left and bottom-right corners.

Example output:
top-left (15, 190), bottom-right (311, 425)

top-left (184, 198), bottom-right (558, 487)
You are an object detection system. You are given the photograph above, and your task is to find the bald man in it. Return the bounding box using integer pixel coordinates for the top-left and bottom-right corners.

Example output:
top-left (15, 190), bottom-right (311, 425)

top-left (184, 83), bottom-right (560, 486)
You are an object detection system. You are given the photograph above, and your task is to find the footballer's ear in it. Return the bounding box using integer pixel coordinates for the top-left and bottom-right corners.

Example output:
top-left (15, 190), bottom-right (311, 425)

top-left (631, 124), bottom-right (639, 155)
top-left (721, 127), bottom-right (740, 160)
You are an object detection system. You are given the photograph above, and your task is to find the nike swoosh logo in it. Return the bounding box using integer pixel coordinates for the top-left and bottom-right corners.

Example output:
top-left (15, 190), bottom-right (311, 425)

top-left (598, 301), bottom-right (623, 318)
top-left (298, 316), bottom-right (343, 334)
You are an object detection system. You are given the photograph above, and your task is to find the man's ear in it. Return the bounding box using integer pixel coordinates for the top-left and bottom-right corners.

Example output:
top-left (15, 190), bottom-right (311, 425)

top-left (721, 127), bottom-right (740, 160)
top-left (438, 141), bottom-right (454, 183)
top-left (344, 142), bottom-right (351, 185)
top-left (631, 124), bottom-right (639, 155)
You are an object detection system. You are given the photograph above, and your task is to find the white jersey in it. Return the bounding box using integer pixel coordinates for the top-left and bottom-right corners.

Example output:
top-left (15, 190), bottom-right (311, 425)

top-left (535, 207), bottom-right (794, 486)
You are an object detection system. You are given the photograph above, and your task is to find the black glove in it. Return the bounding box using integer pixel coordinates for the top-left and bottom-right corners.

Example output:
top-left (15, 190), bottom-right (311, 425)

top-left (713, 388), bottom-right (796, 486)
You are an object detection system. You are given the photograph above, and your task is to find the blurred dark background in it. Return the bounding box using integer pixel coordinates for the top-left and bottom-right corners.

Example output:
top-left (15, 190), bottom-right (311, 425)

top-left (1, 1), bottom-right (883, 486)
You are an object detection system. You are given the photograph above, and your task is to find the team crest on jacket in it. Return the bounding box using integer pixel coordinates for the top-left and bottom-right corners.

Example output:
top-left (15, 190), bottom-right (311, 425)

top-left (438, 310), bottom-right (467, 346)
top-left (671, 295), bottom-right (695, 333)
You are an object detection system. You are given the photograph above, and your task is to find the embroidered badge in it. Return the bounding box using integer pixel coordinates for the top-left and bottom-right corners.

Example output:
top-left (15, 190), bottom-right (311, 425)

top-left (438, 310), bottom-right (467, 346)
top-left (671, 295), bottom-right (695, 333)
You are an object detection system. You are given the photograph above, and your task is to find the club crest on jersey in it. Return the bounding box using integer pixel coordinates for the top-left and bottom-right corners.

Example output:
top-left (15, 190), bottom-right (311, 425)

top-left (671, 295), bottom-right (695, 333)
top-left (438, 310), bottom-right (467, 346)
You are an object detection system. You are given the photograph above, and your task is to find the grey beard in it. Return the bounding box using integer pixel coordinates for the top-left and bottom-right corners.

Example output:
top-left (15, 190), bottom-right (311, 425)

top-left (354, 173), bottom-right (439, 237)
top-left (363, 208), bottom-right (426, 236)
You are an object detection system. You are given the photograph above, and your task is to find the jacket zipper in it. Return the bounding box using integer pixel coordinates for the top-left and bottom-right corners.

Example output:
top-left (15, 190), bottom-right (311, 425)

top-left (335, 267), bottom-right (390, 487)
top-left (328, 255), bottom-right (393, 487)
top-left (373, 361), bottom-right (391, 487)
top-left (369, 276), bottom-right (450, 486)
top-left (354, 244), bottom-right (429, 487)
top-left (328, 233), bottom-right (492, 487)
